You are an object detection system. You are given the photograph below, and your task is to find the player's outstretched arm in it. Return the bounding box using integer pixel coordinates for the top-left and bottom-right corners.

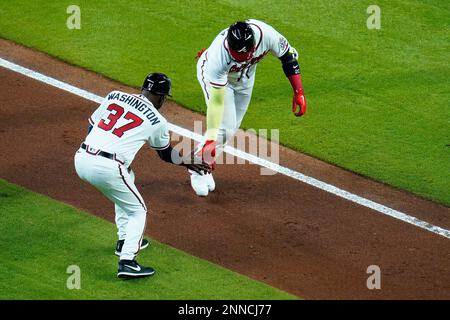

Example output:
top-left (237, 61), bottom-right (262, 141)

top-left (279, 48), bottom-right (307, 117)
top-left (196, 86), bottom-right (225, 169)
top-left (206, 86), bottom-right (225, 141)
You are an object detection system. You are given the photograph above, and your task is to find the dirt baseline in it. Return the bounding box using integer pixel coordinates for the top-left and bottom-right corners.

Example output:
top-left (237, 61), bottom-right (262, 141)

top-left (1, 39), bottom-right (449, 299)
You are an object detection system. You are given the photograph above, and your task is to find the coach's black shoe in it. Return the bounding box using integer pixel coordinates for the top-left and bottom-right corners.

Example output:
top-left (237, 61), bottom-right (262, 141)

top-left (115, 239), bottom-right (150, 256)
top-left (117, 259), bottom-right (155, 279)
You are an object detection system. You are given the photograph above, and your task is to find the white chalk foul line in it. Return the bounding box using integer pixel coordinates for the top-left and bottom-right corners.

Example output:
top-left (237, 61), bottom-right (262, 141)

top-left (1, 57), bottom-right (449, 240)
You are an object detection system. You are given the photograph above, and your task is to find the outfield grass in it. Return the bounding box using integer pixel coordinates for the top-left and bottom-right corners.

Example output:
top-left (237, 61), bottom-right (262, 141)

top-left (0, 179), bottom-right (296, 299)
top-left (0, 0), bottom-right (449, 205)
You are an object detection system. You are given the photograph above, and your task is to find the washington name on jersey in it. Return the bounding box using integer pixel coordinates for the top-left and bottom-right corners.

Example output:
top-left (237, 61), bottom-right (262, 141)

top-left (106, 91), bottom-right (161, 125)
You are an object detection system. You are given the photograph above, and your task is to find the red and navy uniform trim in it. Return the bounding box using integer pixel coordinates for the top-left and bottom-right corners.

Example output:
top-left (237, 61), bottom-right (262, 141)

top-left (248, 23), bottom-right (263, 52)
top-left (118, 164), bottom-right (147, 212)
top-left (200, 52), bottom-right (210, 100)
top-left (210, 81), bottom-right (227, 87)
top-left (117, 163), bottom-right (148, 259)
top-left (134, 215), bottom-right (147, 257)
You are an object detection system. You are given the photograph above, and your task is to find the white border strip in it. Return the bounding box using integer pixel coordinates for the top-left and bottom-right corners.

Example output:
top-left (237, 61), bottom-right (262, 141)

top-left (1, 57), bottom-right (449, 240)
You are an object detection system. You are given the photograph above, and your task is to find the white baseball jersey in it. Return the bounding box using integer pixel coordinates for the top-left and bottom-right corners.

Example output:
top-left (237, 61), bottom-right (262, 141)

top-left (75, 90), bottom-right (170, 261)
top-left (85, 90), bottom-right (170, 167)
top-left (199, 19), bottom-right (291, 88)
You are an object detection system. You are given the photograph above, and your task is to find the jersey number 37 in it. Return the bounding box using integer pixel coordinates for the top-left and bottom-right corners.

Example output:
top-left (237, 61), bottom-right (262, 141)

top-left (98, 104), bottom-right (143, 138)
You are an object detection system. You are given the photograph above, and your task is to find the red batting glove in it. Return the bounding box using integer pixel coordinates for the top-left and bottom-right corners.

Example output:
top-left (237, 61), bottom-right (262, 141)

top-left (288, 74), bottom-right (307, 117)
top-left (292, 89), bottom-right (306, 116)
top-left (197, 139), bottom-right (216, 170)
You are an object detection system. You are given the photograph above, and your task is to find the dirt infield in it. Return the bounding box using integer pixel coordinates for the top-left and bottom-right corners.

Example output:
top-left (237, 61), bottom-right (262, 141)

top-left (1, 39), bottom-right (449, 299)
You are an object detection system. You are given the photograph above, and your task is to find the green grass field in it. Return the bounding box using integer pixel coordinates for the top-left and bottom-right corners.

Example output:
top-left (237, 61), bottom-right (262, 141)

top-left (0, 0), bottom-right (449, 207)
top-left (0, 179), bottom-right (295, 299)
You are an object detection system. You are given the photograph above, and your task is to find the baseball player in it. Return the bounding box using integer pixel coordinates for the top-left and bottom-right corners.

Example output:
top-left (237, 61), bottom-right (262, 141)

top-left (190, 19), bottom-right (307, 196)
top-left (74, 73), bottom-right (210, 279)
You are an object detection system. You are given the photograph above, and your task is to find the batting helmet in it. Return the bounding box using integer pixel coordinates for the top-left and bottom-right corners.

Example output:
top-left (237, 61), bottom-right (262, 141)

top-left (226, 21), bottom-right (255, 62)
top-left (142, 73), bottom-right (172, 97)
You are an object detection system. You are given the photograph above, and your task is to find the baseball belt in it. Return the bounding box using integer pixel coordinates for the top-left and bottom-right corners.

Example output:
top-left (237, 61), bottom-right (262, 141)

top-left (80, 143), bottom-right (125, 165)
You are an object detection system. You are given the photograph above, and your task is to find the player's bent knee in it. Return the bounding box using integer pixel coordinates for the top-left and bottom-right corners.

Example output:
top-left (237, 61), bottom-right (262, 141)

top-left (126, 206), bottom-right (147, 217)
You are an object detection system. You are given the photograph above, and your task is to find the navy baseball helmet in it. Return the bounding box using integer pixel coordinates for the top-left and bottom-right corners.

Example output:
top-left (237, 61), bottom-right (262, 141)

top-left (226, 21), bottom-right (255, 62)
top-left (142, 73), bottom-right (172, 97)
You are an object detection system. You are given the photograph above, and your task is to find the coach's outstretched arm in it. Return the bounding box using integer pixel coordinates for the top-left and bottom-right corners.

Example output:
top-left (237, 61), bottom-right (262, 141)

top-left (279, 48), bottom-right (307, 117)
top-left (156, 145), bottom-right (211, 175)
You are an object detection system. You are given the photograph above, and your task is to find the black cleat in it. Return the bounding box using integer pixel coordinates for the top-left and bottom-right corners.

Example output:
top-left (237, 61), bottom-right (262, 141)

top-left (115, 239), bottom-right (150, 256)
top-left (117, 259), bottom-right (155, 279)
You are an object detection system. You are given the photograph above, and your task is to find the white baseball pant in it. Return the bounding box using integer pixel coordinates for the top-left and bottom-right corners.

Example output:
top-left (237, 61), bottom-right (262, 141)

top-left (196, 60), bottom-right (255, 155)
top-left (74, 149), bottom-right (147, 261)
